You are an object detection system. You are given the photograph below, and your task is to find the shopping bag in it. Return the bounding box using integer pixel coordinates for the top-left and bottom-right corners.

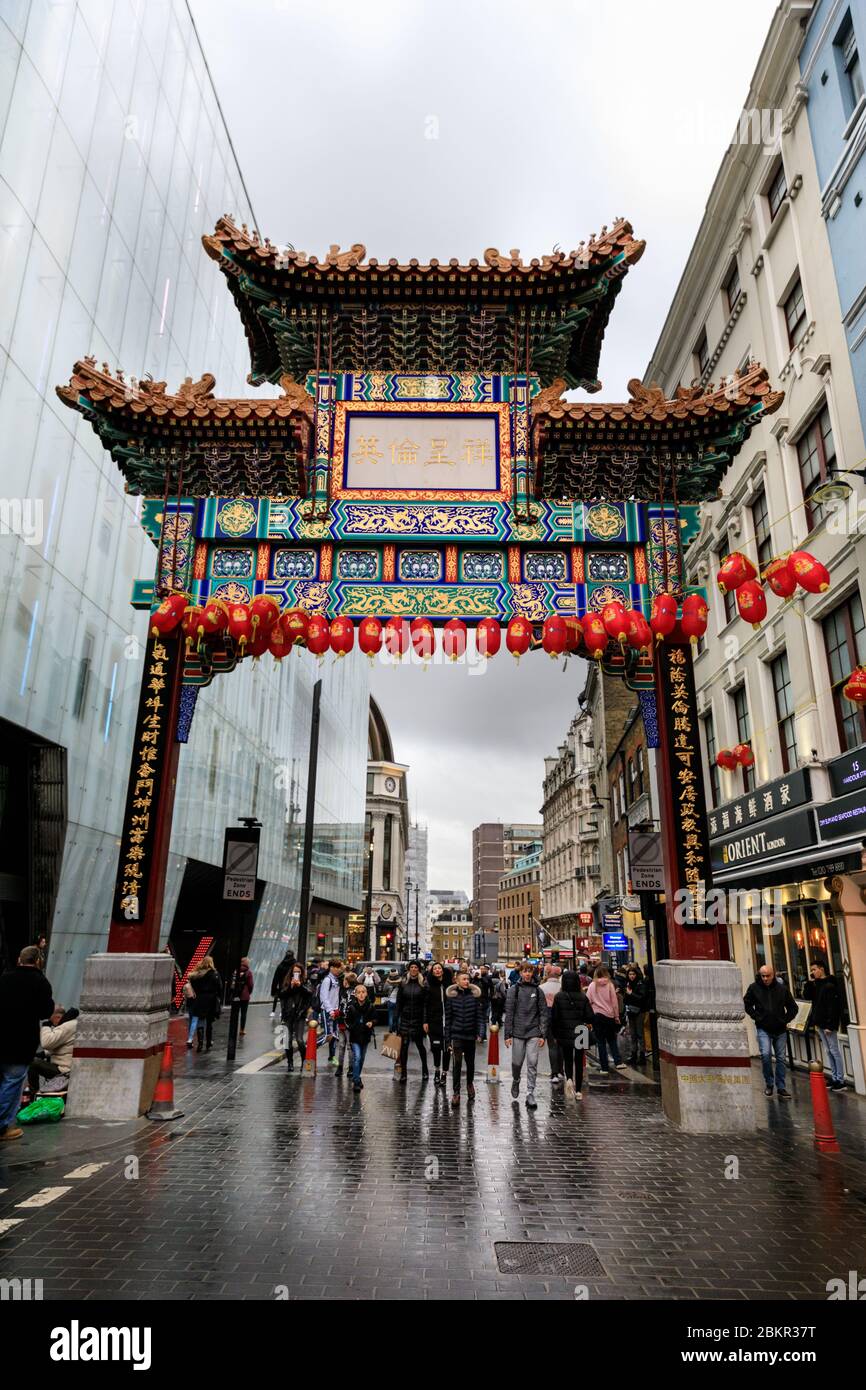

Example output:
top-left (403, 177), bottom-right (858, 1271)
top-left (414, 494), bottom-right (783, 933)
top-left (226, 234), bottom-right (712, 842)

top-left (17, 1095), bottom-right (65, 1124)
top-left (380, 1031), bottom-right (401, 1060)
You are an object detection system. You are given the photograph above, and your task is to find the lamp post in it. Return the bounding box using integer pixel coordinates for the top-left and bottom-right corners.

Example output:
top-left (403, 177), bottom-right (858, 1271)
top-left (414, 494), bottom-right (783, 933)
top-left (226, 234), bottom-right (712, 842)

top-left (363, 837), bottom-right (374, 960)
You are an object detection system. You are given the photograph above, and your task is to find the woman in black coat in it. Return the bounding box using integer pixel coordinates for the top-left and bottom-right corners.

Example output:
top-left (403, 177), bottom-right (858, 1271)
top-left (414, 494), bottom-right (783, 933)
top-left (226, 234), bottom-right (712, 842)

top-left (623, 965), bottom-right (647, 1065)
top-left (551, 971), bottom-right (594, 1097)
top-left (423, 961), bottom-right (450, 1086)
top-left (279, 964), bottom-right (313, 1071)
top-left (187, 956), bottom-right (222, 1052)
top-left (395, 960), bottom-right (429, 1082)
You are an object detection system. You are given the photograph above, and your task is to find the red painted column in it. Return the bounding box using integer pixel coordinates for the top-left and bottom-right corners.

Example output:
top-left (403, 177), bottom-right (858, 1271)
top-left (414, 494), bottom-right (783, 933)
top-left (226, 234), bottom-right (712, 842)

top-left (107, 633), bottom-right (184, 953)
top-left (654, 640), bottom-right (720, 961)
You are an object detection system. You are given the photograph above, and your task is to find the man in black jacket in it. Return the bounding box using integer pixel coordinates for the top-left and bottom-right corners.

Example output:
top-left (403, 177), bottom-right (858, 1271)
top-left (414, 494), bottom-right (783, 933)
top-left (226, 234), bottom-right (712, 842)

top-left (804, 960), bottom-right (846, 1090)
top-left (0, 945), bottom-right (54, 1141)
top-left (743, 965), bottom-right (797, 1099)
top-left (445, 973), bottom-right (483, 1106)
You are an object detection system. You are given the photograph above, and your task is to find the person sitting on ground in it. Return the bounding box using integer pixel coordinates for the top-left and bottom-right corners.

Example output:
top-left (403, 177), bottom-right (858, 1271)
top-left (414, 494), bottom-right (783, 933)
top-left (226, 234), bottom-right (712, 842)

top-left (27, 1005), bottom-right (78, 1098)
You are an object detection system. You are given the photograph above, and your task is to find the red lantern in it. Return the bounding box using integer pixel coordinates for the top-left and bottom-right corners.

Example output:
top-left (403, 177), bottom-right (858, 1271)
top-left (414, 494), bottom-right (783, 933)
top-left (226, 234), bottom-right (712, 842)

top-left (358, 617), bottom-right (383, 660)
top-left (181, 604), bottom-right (207, 651)
top-left (442, 618), bottom-right (467, 662)
top-left (250, 593), bottom-right (280, 635)
top-left (650, 592), bottom-right (677, 643)
top-left (506, 616), bottom-right (532, 660)
top-left (280, 608), bottom-right (308, 649)
top-left (542, 614), bottom-right (567, 658)
top-left (581, 612), bottom-right (608, 660)
top-left (149, 591), bottom-right (187, 638)
top-left (715, 748), bottom-right (739, 771)
top-left (306, 613), bottom-right (330, 656)
top-left (716, 551), bottom-right (757, 593)
top-left (227, 602), bottom-right (253, 654)
top-left (330, 616), bottom-right (354, 657)
top-left (201, 596), bottom-right (228, 638)
top-left (843, 666), bottom-right (866, 705)
top-left (789, 550), bottom-right (830, 594)
top-left (269, 623), bottom-right (290, 661)
top-left (736, 579), bottom-right (768, 628)
top-left (410, 617), bottom-right (435, 661)
top-left (733, 743), bottom-right (755, 768)
top-left (625, 609), bottom-right (653, 653)
top-left (476, 618), bottom-right (501, 658)
top-left (563, 617), bottom-right (582, 654)
top-left (383, 616), bottom-right (409, 657)
top-left (247, 631), bottom-right (270, 659)
top-left (680, 593), bottom-right (709, 645)
top-left (601, 600), bottom-right (630, 646)
top-left (763, 554), bottom-right (797, 600)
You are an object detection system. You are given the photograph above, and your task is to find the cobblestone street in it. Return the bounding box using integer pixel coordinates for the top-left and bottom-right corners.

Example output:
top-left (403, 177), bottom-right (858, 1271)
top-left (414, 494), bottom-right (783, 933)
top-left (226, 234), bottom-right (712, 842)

top-left (2, 1007), bottom-right (866, 1302)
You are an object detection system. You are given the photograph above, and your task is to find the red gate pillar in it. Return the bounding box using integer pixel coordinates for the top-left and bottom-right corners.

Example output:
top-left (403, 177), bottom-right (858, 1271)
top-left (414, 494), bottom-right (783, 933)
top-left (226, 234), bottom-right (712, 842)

top-left (108, 631), bottom-right (185, 953)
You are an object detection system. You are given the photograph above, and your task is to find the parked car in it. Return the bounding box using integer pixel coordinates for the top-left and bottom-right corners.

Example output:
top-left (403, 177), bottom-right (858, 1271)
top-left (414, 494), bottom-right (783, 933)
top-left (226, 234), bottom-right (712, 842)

top-left (356, 961), bottom-right (408, 1024)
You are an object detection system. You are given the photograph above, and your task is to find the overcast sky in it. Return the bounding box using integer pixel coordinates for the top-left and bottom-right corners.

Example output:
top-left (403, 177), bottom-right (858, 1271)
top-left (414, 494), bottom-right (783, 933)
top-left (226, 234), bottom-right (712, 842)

top-left (192, 0), bottom-right (780, 893)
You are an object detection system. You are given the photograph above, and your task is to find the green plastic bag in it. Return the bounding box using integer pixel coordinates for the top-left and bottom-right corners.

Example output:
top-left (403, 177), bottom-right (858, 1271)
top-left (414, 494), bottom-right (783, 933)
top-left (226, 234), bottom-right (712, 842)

top-left (17, 1095), bottom-right (65, 1124)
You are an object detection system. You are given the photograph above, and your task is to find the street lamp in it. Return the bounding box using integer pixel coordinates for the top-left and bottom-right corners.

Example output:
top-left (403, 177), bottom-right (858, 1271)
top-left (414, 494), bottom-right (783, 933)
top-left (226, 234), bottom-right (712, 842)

top-left (363, 837), bottom-right (374, 959)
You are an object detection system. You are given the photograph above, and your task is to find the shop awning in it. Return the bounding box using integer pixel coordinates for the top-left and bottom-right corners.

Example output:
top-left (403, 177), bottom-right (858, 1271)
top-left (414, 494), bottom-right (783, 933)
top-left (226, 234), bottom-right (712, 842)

top-left (712, 840), bottom-right (865, 890)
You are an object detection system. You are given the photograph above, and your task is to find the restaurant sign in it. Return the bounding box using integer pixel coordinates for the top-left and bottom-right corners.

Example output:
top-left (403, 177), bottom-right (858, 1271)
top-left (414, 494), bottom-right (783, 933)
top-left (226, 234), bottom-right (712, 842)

top-left (707, 768), bottom-right (811, 841)
top-left (710, 807), bottom-right (816, 873)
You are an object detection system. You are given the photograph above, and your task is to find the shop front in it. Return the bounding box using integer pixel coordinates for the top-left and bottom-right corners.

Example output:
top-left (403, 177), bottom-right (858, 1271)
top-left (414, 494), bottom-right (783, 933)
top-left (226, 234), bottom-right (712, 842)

top-left (709, 761), bottom-right (866, 1093)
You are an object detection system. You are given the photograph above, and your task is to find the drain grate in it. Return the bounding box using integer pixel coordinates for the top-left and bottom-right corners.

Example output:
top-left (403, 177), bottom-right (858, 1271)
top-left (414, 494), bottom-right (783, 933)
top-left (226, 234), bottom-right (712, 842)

top-left (494, 1241), bottom-right (607, 1277)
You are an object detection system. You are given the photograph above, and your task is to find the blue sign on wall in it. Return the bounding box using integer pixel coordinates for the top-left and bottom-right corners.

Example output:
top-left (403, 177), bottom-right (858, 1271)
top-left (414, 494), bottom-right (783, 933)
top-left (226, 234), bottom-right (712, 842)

top-left (603, 932), bottom-right (629, 951)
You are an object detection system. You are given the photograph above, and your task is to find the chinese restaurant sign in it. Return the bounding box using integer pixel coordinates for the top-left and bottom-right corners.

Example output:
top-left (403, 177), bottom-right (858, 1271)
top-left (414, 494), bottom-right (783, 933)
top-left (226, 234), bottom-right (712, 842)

top-left (707, 769), bottom-right (811, 840)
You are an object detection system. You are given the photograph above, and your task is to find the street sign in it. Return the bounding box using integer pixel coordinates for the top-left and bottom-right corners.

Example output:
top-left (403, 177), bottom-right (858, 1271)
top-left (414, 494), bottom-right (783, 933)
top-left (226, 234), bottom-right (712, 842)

top-left (602, 931), bottom-right (629, 950)
top-left (577, 911), bottom-right (594, 928)
top-left (222, 827), bottom-right (260, 901)
top-left (602, 911), bottom-right (623, 932)
top-left (628, 829), bottom-right (664, 891)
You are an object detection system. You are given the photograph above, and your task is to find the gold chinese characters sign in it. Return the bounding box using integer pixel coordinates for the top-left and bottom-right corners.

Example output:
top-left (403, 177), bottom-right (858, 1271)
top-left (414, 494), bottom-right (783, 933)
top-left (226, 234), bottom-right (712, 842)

top-left (657, 643), bottom-right (713, 917)
top-left (333, 403), bottom-right (510, 501)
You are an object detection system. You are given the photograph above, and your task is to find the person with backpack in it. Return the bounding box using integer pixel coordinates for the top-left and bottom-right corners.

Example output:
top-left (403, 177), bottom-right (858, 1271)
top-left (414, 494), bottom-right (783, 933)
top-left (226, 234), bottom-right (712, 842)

top-left (185, 956), bottom-right (222, 1052)
top-left (804, 959), bottom-right (847, 1091)
top-left (423, 960), bottom-right (450, 1086)
top-left (318, 960), bottom-right (344, 1068)
top-left (551, 970), bottom-right (594, 1099)
top-left (504, 961), bottom-right (548, 1109)
top-left (587, 966), bottom-right (625, 1074)
top-left (279, 963), bottom-right (313, 1071)
top-left (345, 983), bottom-right (375, 1091)
top-left (445, 970), bottom-right (484, 1107)
top-left (743, 964), bottom-right (798, 1099)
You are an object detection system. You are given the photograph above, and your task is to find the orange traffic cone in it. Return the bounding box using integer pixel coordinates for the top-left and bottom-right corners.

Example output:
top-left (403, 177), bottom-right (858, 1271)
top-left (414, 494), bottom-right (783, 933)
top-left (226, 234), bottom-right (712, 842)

top-left (486, 1023), bottom-right (501, 1084)
top-left (302, 1016), bottom-right (318, 1076)
top-left (809, 1060), bottom-right (840, 1153)
top-left (146, 1039), bottom-right (184, 1120)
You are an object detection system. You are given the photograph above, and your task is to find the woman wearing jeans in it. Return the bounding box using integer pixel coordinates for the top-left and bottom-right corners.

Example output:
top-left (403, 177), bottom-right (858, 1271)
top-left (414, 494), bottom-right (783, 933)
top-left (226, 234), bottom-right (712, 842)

top-left (345, 985), bottom-right (375, 1091)
top-left (587, 966), bottom-right (626, 1074)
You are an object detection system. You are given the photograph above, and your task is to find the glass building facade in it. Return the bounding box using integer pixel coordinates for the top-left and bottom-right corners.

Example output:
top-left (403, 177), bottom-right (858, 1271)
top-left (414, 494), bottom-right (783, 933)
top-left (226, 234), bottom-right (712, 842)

top-left (0, 0), bottom-right (367, 1003)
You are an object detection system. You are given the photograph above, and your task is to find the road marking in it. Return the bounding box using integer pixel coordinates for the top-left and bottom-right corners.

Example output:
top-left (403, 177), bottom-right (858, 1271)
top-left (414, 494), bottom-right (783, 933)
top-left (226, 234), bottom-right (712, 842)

top-left (0, 1219), bottom-right (24, 1235)
top-left (235, 1050), bottom-right (285, 1074)
top-left (63, 1162), bottom-right (109, 1179)
top-left (15, 1186), bottom-right (72, 1209)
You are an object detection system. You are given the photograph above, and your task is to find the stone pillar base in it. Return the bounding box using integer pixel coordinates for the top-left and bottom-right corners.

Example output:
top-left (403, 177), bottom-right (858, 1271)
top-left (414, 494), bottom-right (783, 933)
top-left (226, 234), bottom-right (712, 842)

top-left (655, 959), bottom-right (757, 1134)
top-left (66, 954), bottom-right (174, 1120)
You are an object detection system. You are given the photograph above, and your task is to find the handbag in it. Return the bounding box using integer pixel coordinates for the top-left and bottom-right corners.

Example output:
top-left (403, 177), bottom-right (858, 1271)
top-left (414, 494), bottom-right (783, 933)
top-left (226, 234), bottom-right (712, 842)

top-left (380, 1031), bottom-right (401, 1060)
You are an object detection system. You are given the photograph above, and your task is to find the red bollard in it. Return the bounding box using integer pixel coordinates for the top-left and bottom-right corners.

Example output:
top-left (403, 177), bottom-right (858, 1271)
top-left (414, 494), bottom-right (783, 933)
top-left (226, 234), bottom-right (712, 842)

top-left (486, 1023), bottom-right (500, 1084)
top-left (809, 1060), bottom-right (840, 1153)
top-left (302, 1016), bottom-right (318, 1076)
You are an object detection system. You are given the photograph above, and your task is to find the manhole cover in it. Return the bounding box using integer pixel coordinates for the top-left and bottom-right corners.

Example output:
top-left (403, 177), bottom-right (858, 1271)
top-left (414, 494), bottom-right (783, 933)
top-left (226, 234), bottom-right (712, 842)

top-left (494, 1242), bottom-right (607, 1277)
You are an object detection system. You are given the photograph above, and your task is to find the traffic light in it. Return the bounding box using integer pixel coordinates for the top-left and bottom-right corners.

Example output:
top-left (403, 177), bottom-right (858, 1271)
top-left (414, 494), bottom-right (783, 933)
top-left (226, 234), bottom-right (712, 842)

top-left (524, 942), bottom-right (531, 957)
top-left (316, 932), bottom-right (325, 949)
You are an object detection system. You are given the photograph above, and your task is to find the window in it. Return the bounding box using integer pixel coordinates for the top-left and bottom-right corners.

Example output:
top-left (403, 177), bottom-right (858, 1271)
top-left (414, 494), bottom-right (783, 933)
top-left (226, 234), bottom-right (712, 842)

top-left (751, 486), bottom-right (772, 571)
top-left (382, 814), bottom-right (392, 890)
top-left (823, 593), bottom-right (866, 750)
top-left (767, 160), bottom-right (787, 220)
top-left (797, 402), bottom-right (836, 530)
top-left (732, 684), bottom-right (754, 791)
top-left (702, 711), bottom-right (720, 808)
top-left (771, 653), bottom-right (797, 773)
top-left (724, 260), bottom-right (741, 312)
top-left (695, 328), bottom-right (709, 376)
top-left (838, 14), bottom-right (864, 114)
top-left (783, 276), bottom-right (807, 348)
top-left (716, 537), bottom-right (737, 624)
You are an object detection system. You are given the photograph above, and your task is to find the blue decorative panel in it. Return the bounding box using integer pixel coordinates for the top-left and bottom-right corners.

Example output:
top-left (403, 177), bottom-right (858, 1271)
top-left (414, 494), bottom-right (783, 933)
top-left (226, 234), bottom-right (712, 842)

top-left (398, 549), bottom-right (442, 582)
top-left (177, 686), bottom-right (199, 744)
top-left (337, 549), bottom-right (379, 580)
top-left (525, 551), bottom-right (567, 581)
top-left (638, 691), bottom-right (660, 748)
top-left (461, 550), bottom-right (504, 581)
top-left (274, 548), bottom-right (317, 579)
top-left (587, 551), bottom-right (629, 582)
top-left (212, 547), bottom-right (254, 579)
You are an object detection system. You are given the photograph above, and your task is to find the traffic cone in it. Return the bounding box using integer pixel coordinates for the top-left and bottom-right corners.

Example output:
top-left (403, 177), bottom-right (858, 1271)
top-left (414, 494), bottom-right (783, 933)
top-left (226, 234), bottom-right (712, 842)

top-left (302, 1016), bottom-right (318, 1076)
top-left (486, 1023), bottom-right (500, 1084)
top-left (146, 1039), bottom-right (184, 1121)
top-left (809, 1060), bottom-right (840, 1153)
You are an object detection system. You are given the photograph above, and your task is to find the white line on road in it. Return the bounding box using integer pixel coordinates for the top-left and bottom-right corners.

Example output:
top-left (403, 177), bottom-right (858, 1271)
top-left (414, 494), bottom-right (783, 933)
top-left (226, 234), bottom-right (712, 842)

top-left (15, 1186), bottom-right (72, 1209)
top-left (63, 1162), bottom-right (109, 1179)
top-left (0, 1219), bottom-right (24, 1235)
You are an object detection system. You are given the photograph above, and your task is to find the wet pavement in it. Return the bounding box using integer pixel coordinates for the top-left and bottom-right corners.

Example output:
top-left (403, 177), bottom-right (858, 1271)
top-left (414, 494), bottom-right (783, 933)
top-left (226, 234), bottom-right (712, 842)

top-left (2, 1004), bottom-right (866, 1301)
